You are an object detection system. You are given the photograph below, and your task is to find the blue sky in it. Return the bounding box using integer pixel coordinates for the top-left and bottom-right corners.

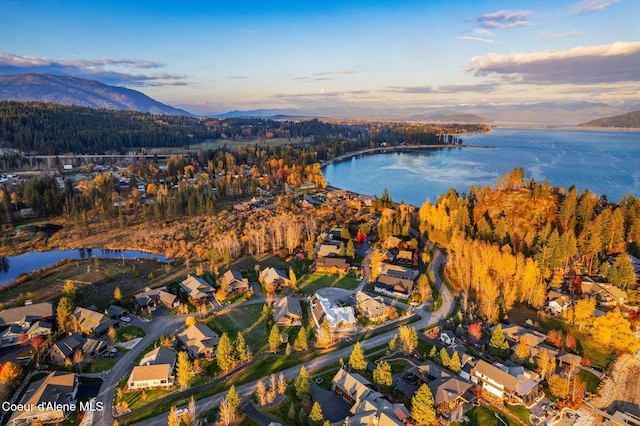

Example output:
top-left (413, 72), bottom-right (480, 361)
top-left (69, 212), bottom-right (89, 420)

top-left (1, 0), bottom-right (639, 115)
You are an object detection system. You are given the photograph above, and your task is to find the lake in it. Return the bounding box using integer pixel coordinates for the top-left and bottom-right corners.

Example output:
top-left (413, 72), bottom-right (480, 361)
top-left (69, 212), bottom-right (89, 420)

top-left (0, 249), bottom-right (169, 286)
top-left (322, 127), bottom-right (640, 206)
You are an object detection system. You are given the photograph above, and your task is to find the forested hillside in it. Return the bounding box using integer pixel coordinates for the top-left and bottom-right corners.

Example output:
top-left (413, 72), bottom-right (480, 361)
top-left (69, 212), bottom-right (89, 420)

top-left (580, 110), bottom-right (640, 128)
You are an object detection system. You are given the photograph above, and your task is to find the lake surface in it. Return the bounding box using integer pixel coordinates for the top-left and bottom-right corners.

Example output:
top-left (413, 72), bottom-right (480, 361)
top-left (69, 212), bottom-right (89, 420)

top-left (0, 249), bottom-right (169, 286)
top-left (322, 128), bottom-right (640, 206)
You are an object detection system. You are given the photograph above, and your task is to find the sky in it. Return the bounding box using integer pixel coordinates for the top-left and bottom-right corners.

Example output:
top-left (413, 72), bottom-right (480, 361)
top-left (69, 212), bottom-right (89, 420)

top-left (1, 0), bottom-right (639, 116)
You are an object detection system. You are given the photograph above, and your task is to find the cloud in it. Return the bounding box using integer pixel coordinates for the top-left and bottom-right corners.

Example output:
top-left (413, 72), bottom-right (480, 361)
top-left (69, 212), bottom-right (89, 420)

top-left (458, 36), bottom-right (495, 44)
top-left (465, 41), bottom-right (640, 84)
top-left (275, 89), bottom-right (370, 101)
top-left (293, 69), bottom-right (357, 82)
top-left (384, 83), bottom-right (497, 94)
top-left (476, 10), bottom-right (532, 29)
top-left (571, 0), bottom-right (620, 14)
top-left (0, 53), bottom-right (186, 86)
top-left (384, 86), bottom-right (433, 94)
top-left (535, 30), bottom-right (586, 40)
top-left (227, 75), bottom-right (248, 79)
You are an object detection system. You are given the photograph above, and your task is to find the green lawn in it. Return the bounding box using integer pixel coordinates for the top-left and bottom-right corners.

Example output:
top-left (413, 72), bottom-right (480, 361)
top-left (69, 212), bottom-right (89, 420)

top-left (297, 271), bottom-right (360, 295)
top-left (578, 368), bottom-right (601, 393)
top-left (458, 406), bottom-right (517, 426)
top-left (207, 303), bottom-right (268, 353)
top-left (387, 359), bottom-right (415, 374)
top-left (505, 403), bottom-right (532, 426)
top-left (229, 254), bottom-right (290, 273)
top-left (118, 325), bottom-right (146, 342)
top-left (121, 388), bottom-right (175, 411)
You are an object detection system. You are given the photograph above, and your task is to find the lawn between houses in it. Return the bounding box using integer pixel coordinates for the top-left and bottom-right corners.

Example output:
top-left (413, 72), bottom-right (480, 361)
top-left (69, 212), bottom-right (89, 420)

top-left (297, 271), bottom-right (360, 295)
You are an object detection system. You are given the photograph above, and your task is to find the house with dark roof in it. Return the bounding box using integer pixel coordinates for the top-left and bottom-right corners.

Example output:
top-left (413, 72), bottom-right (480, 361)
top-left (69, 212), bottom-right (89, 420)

top-left (273, 296), bottom-right (303, 327)
top-left (374, 274), bottom-right (414, 299)
top-left (0, 325), bottom-right (23, 348)
top-left (26, 321), bottom-right (52, 339)
top-left (180, 275), bottom-right (214, 302)
top-left (48, 332), bottom-right (107, 365)
top-left (133, 286), bottom-right (180, 309)
top-left (220, 270), bottom-right (250, 295)
top-left (8, 372), bottom-right (77, 425)
top-left (177, 324), bottom-right (220, 359)
top-left (72, 306), bottom-right (112, 336)
top-left (405, 361), bottom-right (475, 423)
top-left (106, 304), bottom-right (128, 319)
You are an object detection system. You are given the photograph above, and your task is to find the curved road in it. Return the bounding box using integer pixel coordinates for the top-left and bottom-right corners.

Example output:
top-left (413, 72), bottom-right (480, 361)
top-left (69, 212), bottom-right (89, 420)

top-left (127, 243), bottom-right (454, 426)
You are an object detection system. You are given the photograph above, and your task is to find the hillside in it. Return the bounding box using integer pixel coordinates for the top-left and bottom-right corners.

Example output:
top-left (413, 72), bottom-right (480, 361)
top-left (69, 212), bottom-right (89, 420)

top-left (580, 110), bottom-right (640, 128)
top-left (0, 73), bottom-right (192, 116)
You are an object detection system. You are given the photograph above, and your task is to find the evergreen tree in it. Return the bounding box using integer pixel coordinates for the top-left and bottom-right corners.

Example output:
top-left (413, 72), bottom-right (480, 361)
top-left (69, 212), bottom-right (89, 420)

top-left (449, 351), bottom-right (461, 373)
top-left (438, 347), bottom-right (451, 369)
top-left (56, 296), bottom-right (75, 332)
top-left (346, 239), bottom-right (356, 259)
top-left (236, 331), bottom-right (250, 364)
top-left (226, 385), bottom-right (241, 418)
top-left (289, 268), bottom-right (298, 289)
top-left (348, 342), bottom-right (368, 370)
top-left (217, 333), bottom-right (235, 372)
top-left (62, 280), bottom-right (77, 300)
top-left (316, 318), bottom-right (332, 347)
top-left (295, 365), bottom-right (311, 400)
top-left (176, 351), bottom-right (194, 390)
top-left (488, 324), bottom-right (510, 358)
top-left (269, 324), bottom-right (281, 352)
top-left (309, 402), bottom-right (324, 424)
top-left (293, 327), bottom-right (308, 352)
top-left (411, 384), bottom-right (436, 425)
top-left (373, 361), bottom-right (393, 386)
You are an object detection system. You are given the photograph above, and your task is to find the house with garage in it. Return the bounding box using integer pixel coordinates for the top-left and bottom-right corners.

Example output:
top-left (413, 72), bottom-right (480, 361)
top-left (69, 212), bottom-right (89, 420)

top-left (471, 359), bottom-right (540, 406)
top-left (180, 275), bottom-right (215, 303)
top-left (273, 295), bottom-right (303, 327)
top-left (71, 306), bottom-right (114, 336)
top-left (352, 291), bottom-right (388, 322)
top-left (127, 346), bottom-right (177, 390)
top-left (374, 274), bottom-right (415, 300)
top-left (0, 325), bottom-right (23, 347)
top-left (220, 270), bottom-right (250, 295)
top-left (8, 372), bottom-right (77, 426)
top-left (0, 301), bottom-right (53, 331)
top-left (546, 290), bottom-right (572, 315)
top-left (48, 332), bottom-right (107, 365)
top-left (259, 267), bottom-right (291, 291)
top-left (439, 330), bottom-right (457, 346)
top-left (133, 286), bottom-right (180, 309)
top-left (309, 293), bottom-right (357, 331)
top-left (314, 257), bottom-right (351, 274)
top-left (177, 323), bottom-right (220, 359)
top-left (26, 320), bottom-right (52, 339)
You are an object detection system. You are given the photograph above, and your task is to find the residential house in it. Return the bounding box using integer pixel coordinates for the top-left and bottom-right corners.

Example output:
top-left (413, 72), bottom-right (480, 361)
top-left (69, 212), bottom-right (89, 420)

top-left (547, 291), bottom-right (572, 315)
top-left (439, 330), bottom-right (457, 346)
top-left (353, 291), bottom-right (387, 322)
top-left (48, 332), bottom-right (107, 365)
top-left (317, 242), bottom-right (342, 258)
top-left (106, 304), bottom-right (128, 319)
top-left (8, 372), bottom-right (77, 426)
top-left (471, 360), bottom-right (540, 406)
top-left (500, 324), bottom-right (547, 349)
top-left (180, 275), bottom-right (214, 303)
top-left (220, 270), bottom-right (250, 294)
top-left (0, 325), bottom-right (23, 347)
top-left (133, 286), bottom-right (180, 309)
top-left (581, 281), bottom-right (629, 309)
top-left (259, 267), bottom-right (291, 290)
top-left (71, 306), bottom-right (112, 336)
top-left (374, 274), bottom-right (414, 300)
top-left (273, 296), bottom-right (303, 327)
top-left (332, 368), bottom-right (409, 426)
top-left (406, 361), bottom-right (475, 423)
top-left (378, 263), bottom-right (419, 280)
top-left (314, 257), bottom-right (351, 274)
top-left (309, 293), bottom-right (357, 331)
top-left (127, 347), bottom-right (177, 390)
top-left (26, 321), bottom-right (52, 339)
top-left (0, 301), bottom-right (53, 330)
top-left (177, 324), bottom-right (220, 359)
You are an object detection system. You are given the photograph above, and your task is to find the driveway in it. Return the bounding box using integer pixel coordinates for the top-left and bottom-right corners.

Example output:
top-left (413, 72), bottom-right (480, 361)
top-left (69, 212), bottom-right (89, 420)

top-left (310, 382), bottom-right (351, 422)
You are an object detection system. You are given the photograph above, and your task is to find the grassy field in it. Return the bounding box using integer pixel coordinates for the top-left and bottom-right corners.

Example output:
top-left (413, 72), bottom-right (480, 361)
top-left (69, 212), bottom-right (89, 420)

top-left (505, 403), bottom-right (532, 426)
top-left (297, 271), bottom-right (360, 295)
top-left (578, 368), bottom-right (601, 393)
top-left (118, 325), bottom-right (146, 342)
top-left (229, 254), bottom-right (291, 274)
top-left (207, 303), bottom-right (268, 353)
top-left (453, 406), bottom-right (518, 426)
top-left (0, 258), bottom-right (172, 309)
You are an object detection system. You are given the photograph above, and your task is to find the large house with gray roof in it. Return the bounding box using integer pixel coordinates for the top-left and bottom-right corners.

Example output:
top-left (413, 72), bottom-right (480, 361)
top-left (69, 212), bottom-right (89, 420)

top-left (8, 372), bottom-right (77, 425)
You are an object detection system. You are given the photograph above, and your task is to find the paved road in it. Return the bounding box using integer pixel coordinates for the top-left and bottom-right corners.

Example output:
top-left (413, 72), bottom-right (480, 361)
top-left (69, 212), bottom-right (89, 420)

top-left (133, 244), bottom-right (455, 426)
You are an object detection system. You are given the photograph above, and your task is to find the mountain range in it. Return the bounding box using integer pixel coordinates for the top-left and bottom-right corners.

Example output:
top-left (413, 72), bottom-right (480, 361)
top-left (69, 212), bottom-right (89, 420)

top-left (580, 111), bottom-right (640, 128)
top-left (0, 73), bottom-right (638, 125)
top-left (0, 74), bottom-right (192, 116)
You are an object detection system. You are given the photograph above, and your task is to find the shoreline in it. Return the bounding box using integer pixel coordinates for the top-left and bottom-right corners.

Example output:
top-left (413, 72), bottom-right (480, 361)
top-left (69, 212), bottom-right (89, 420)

top-left (320, 143), bottom-right (489, 168)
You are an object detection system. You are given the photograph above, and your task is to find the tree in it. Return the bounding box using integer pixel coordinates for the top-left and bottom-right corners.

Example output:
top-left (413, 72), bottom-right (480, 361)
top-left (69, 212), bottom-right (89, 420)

top-left (514, 336), bottom-right (531, 361)
top-left (0, 361), bottom-right (21, 385)
top-left (289, 268), bottom-right (297, 289)
top-left (468, 323), bottom-right (482, 341)
top-left (548, 374), bottom-right (569, 399)
top-left (256, 379), bottom-right (268, 406)
top-left (107, 326), bottom-right (117, 344)
top-left (346, 239), bottom-right (356, 259)
top-left (168, 406), bottom-right (179, 426)
top-left (438, 347), bottom-right (451, 369)
top-left (608, 255), bottom-right (636, 290)
top-left (277, 372), bottom-right (287, 395)
top-left (591, 311), bottom-right (640, 353)
top-left (57, 296), bottom-right (75, 332)
top-left (416, 274), bottom-right (431, 303)
top-left (373, 361), bottom-right (393, 386)
top-left (62, 280), bottom-right (77, 300)
top-left (217, 333), bottom-right (235, 371)
top-left (449, 351), bottom-right (461, 373)
top-left (113, 286), bottom-right (122, 301)
top-left (309, 401), bottom-right (324, 424)
top-left (176, 351), bottom-right (194, 390)
top-left (537, 349), bottom-right (555, 381)
top-left (295, 365), bottom-right (310, 400)
top-left (269, 324), bottom-right (281, 352)
top-left (219, 398), bottom-right (233, 426)
top-left (185, 316), bottom-right (197, 327)
top-left (236, 332), bottom-right (250, 364)
top-left (398, 326), bottom-right (418, 354)
top-left (316, 317), bottom-right (332, 347)
top-left (411, 384), bottom-right (436, 425)
top-left (573, 298), bottom-right (596, 330)
top-left (293, 327), bottom-right (308, 352)
top-left (488, 324), bottom-right (509, 358)
top-left (226, 385), bottom-right (242, 417)
top-left (348, 342), bottom-right (367, 370)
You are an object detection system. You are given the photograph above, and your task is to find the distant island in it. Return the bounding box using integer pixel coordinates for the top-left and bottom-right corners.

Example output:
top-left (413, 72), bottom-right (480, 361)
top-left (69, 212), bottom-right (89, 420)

top-left (580, 110), bottom-right (640, 128)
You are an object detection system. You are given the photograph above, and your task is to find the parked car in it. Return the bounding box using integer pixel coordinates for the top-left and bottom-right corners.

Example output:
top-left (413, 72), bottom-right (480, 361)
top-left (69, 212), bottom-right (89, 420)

top-left (121, 316), bottom-right (131, 323)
